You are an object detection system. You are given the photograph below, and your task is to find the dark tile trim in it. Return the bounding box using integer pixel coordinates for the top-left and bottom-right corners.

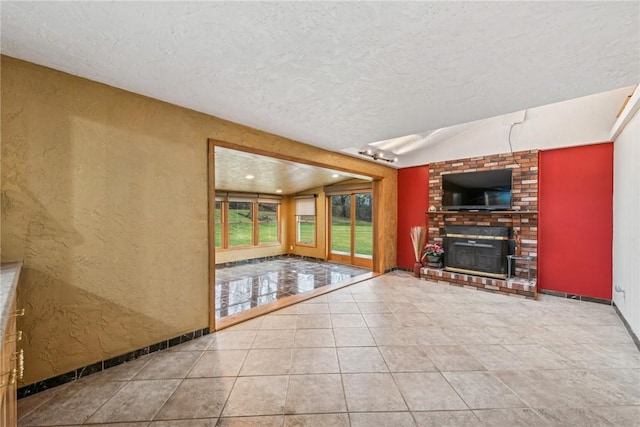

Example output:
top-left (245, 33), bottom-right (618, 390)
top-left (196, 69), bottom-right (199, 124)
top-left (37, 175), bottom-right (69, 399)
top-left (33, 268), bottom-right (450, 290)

top-left (387, 267), bottom-right (412, 273)
top-left (613, 302), bottom-right (640, 352)
top-left (215, 253), bottom-right (324, 269)
top-left (538, 289), bottom-right (612, 305)
top-left (17, 327), bottom-right (210, 399)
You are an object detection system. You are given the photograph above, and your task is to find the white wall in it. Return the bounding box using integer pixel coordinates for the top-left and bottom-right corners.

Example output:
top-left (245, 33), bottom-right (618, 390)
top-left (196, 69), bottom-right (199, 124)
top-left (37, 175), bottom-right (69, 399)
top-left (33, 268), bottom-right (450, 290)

top-left (612, 108), bottom-right (640, 339)
top-left (401, 86), bottom-right (633, 166)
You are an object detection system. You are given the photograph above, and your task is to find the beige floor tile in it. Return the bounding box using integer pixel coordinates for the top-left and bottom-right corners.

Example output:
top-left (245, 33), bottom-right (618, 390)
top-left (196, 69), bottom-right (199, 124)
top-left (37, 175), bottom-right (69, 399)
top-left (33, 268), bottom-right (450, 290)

top-left (349, 412), bottom-right (416, 427)
top-left (493, 370), bottom-right (575, 408)
top-left (83, 355), bottom-right (156, 382)
top-left (294, 329), bottom-right (335, 348)
top-left (342, 373), bottom-right (407, 412)
top-left (87, 379), bottom-right (181, 423)
top-left (291, 347), bottom-right (339, 374)
top-left (595, 406), bottom-right (640, 426)
top-left (210, 330), bottom-right (257, 350)
top-left (352, 293), bottom-right (384, 303)
top-left (331, 313), bottom-right (366, 328)
top-left (134, 351), bottom-right (202, 380)
top-left (379, 294), bottom-right (411, 303)
top-left (273, 305), bottom-right (299, 315)
top-left (167, 334), bottom-right (217, 352)
top-left (378, 346), bottom-right (436, 372)
top-left (413, 326), bottom-right (457, 345)
top-left (285, 374), bottom-right (347, 414)
top-left (224, 317), bottom-right (264, 331)
top-left (386, 302), bottom-right (422, 313)
top-left (333, 327), bottom-right (375, 347)
top-left (284, 413), bottom-right (349, 427)
top-left (329, 302), bottom-right (361, 313)
top-left (252, 329), bottom-right (296, 349)
top-left (18, 383), bottom-right (70, 422)
top-left (297, 303), bottom-right (329, 315)
top-left (394, 372), bottom-right (468, 411)
top-left (151, 420), bottom-right (216, 426)
top-left (296, 314), bottom-right (331, 329)
top-left (222, 375), bottom-right (289, 416)
top-left (495, 369), bottom-right (640, 408)
top-left (412, 410), bottom-right (482, 427)
top-left (66, 423), bottom-right (149, 427)
top-left (216, 415), bottom-right (283, 427)
top-left (463, 345), bottom-right (529, 371)
top-left (424, 345), bottom-right (486, 371)
top-left (240, 349), bottom-right (292, 376)
top-left (472, 408), bottom-right (547, 426)
top-left (261, 315), bottom-right (298, 330)
top-left (362, 313), bottom-right (403, 328)
top-left (155, 378), bottom-right (235, 420)
top-left (442, 371), bottom-right (526, 409)
top-left (188, 350), bottom-right (248, 378)
top-left (18, 272), bottom-right (640, 427)
top-left (502, 344), bottom-right (578, 369)
top-left (394, 312), bottom-right (433, 327)
top-left (302, 295), bottom-right (328, 303)
top-left (369, 327), bottom-right (419, 346)
top-left (326, 293), bottom-right (355, 303)
top-left (18, 381), bottom-right (124, 426)
top-left (590, 368), bottom-right (640, 400)
top-left (337, 347), bottom-right (388, 373)
top-left (356, 302), bottom-right (390, 313)
top-left (536, 407), bottom-right (616, 426)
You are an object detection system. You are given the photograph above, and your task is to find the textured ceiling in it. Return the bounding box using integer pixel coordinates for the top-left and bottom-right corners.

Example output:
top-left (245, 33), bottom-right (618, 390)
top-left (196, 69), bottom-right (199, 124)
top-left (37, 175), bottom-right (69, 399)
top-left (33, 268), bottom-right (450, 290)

top-left (214, 147), bottom-right (370, 196)
top-left (2, 1), bottom-right (638, 163)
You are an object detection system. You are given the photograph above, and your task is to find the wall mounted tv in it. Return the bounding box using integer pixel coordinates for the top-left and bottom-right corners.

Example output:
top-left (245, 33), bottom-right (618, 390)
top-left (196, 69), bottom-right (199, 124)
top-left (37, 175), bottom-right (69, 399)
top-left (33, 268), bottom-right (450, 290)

top-left (442, 169), bottom-right (513, 211)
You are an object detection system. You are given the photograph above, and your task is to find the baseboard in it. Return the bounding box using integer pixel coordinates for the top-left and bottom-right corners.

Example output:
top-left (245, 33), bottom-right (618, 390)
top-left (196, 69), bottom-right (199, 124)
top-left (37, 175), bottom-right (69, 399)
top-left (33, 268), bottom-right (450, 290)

top-left (17, 327), bottom-right (210, 399)
top-left (612, 302), bottom-right (640, 352)
top-left (538, 289), bottom-right (612, 305)
top-left (215, 253), bottom-right (325, 269)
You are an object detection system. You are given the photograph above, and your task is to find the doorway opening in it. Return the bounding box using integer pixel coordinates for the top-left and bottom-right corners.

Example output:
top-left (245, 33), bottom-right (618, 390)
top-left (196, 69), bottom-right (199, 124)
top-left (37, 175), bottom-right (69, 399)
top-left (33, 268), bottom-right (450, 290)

top-left (328, 192), bottom-right (373, 269)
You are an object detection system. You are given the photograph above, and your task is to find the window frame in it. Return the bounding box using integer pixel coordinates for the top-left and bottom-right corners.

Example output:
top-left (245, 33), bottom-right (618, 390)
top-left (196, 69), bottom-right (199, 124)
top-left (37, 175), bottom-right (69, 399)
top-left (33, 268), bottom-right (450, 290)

top-left (295, 195), bottom-right (317, 247)
top-left (215, 193), bottom-right (281, 250)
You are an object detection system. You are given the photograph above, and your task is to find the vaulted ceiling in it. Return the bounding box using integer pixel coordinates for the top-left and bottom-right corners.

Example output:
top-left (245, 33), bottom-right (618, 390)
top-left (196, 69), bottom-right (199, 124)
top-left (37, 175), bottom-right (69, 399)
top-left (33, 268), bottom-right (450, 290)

top-left (1, 2), bottom-right (638, 174)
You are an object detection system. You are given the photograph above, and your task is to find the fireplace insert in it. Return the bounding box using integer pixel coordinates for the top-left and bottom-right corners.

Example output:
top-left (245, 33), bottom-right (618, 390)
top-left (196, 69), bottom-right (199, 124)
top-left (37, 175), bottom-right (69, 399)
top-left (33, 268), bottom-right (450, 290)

top-left (444, 225), bottom-right (512, 278)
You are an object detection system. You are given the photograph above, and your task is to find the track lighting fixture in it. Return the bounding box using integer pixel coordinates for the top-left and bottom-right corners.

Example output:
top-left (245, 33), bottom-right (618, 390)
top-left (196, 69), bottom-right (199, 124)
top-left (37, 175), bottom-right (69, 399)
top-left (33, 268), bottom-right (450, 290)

top-left (358, 149), bottom-right (398, 163)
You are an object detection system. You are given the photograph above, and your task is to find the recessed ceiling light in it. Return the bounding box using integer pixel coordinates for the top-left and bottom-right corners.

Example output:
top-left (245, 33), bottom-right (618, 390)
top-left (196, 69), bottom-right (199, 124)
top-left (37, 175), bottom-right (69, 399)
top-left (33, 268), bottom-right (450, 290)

top-left (332, 174), bottom-right (339, 178)
top-left (245, 174), bottom-right (254, 180)
top-left (276, 189), bottom-right (283, 193)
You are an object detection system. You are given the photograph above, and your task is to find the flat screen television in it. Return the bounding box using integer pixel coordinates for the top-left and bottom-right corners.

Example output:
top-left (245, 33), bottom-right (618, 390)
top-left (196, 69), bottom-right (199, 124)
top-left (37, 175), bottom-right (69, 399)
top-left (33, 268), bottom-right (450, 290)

top-left (442, 169), bottom-right (512, 211)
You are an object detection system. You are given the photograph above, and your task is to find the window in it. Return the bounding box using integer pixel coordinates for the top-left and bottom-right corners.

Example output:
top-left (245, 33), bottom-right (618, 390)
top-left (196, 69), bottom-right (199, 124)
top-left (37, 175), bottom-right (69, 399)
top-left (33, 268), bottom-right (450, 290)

top-left (258, 202), bottom-right (279, 244)
top-left (215, 192), bottom-right (281, 249)
top-left (214, 200), bottom-right (223, 248)
top-left (295, 196), bottom-right (316, 245)
top-left (228, 201), bottom-right (253, 247)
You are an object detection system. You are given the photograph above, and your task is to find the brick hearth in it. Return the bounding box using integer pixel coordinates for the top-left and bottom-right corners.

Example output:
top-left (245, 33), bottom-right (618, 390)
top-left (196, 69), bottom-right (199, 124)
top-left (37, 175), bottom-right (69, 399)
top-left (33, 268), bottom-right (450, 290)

top-left (423, 150), bottom-right (539, 298)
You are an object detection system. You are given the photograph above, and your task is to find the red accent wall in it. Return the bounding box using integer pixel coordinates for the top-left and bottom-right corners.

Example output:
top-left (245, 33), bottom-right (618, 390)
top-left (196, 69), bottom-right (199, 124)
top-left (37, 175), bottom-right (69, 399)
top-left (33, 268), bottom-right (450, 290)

top-left (539, 143), bottom-right (613, 300)
top-left (397, 166), bottom-right (429, 269)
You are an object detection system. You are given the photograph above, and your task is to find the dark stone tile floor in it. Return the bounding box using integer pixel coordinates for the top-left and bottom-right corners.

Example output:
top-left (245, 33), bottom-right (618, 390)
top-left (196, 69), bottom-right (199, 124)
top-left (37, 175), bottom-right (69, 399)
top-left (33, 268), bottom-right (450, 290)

top-left (215, 258), bottom-right (370, 319)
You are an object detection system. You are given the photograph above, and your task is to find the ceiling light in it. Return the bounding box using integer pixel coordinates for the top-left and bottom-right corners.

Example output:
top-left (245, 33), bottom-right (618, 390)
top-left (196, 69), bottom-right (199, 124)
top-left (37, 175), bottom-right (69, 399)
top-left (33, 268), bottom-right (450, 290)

top-left (276, 189), bottom-right (283, 193)
top-left (358, 149), bottom-right (398, 164)
top-left (332, 174), bottom-right (339, 178)
top-left (245, 174), bottom-right (254, 179)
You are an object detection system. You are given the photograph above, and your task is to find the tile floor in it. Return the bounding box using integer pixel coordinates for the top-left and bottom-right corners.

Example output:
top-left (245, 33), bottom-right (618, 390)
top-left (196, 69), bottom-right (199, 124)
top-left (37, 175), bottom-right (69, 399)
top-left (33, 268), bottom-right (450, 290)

top-left (215, 258), bottom-right (370, 319)
top-left (18, 271), bottom-right (640, 426)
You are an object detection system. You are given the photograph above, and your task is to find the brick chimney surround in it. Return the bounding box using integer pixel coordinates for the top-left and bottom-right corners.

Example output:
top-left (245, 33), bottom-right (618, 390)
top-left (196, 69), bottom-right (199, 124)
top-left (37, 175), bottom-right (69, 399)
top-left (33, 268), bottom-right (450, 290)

top-left (421, 150), bottom-right (538, 299)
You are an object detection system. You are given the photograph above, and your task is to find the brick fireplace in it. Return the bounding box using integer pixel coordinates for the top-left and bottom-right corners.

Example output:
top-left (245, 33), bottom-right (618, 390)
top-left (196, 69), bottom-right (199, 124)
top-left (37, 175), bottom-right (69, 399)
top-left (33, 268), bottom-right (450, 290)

top-left (422, 150), bottom-right (538, 298)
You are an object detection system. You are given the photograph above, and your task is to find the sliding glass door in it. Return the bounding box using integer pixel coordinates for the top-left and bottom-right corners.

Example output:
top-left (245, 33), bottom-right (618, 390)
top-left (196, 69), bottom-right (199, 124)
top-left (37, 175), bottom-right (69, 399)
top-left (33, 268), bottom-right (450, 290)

top-left (329, 192), bottom-right (373, 268)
